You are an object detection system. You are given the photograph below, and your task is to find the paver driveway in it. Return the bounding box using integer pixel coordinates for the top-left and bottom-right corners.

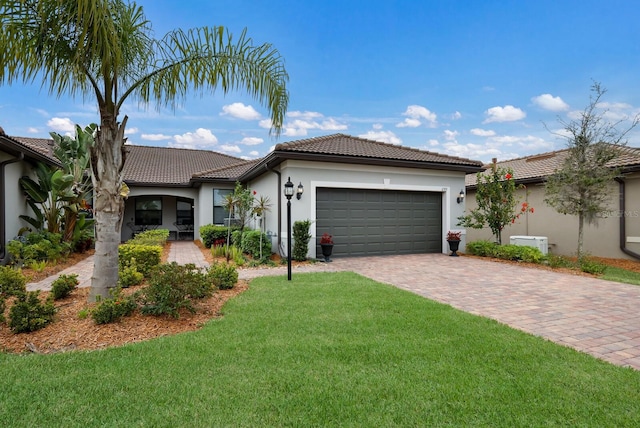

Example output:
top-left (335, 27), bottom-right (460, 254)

top-left (327, 254), bottom-right (640, 371)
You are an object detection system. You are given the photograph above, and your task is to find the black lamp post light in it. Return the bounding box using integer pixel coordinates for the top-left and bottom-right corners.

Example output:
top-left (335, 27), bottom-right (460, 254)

top-left (284, 177), bottom-right (303, 280)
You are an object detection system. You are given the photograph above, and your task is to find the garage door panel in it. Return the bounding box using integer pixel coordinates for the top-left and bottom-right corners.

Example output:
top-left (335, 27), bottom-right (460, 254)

top-left (316, 188), bottom-right (441, 257)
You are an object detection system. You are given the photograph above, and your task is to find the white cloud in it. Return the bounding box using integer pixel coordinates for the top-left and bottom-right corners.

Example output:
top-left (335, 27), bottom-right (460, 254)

top-left (443, 130), bottom-right (459, 141)
top-left (483, 105), bottom-right (526, 123)
top-left (141, 133), bottom-right (172, 141)
top-left (470, 128), bottom-right (496, 137)
top-left (27, 127), bottom-right (39, 134)
top-left (428, 139), bottom-right (439, 147)
top-left (532, 94), bottom-right (569, 111)
top-left (125, 127), bottom-right (139, 135)
top-left (240, 137), bottom-right (263, 146)
top-left (221, 102), bottom-right (261, 120)
top-left (220, 144), bottom-right (242, 154)
top-left (396, 105), bottom-right (437, 128)
top-left (278, 111), bottom-right (347, 137)
top-left (489, 134), bottom-right (554, 153)
top-left (170, 128), bottom-right (218, 149)
top-left (373, 123), bottom-right (383, 130)
top-left (358, 130), bottom-right (402, 145)
top-left (248, 150), bottom-right (260, 157)
top-left (47, 117), bottom-right (75, 133)
top-left (451, 111), bottom-right (462, 120)
top-left (258, 118), bottom-right (272, 129)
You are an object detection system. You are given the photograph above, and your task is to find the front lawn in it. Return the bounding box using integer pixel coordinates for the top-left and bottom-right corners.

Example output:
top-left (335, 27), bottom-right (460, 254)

top-left (1, 272), bottom-right (639, 427)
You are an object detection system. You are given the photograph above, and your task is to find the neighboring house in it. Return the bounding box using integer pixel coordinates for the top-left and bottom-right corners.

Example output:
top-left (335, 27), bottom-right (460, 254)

top-left (1, 131), bottom-right (484, 260)
top-left (464, 147), bottom-right (640, 260)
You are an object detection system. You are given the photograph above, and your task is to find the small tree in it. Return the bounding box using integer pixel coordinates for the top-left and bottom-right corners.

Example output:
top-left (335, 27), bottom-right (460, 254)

top-left (544, 82), bottom-right (639, 259)
top-left (252, 194), bottom-right (272, 259)
top-left (292, 220), bottom-right (312, 261)
top-left (458, 163), bottom-right (533, 244)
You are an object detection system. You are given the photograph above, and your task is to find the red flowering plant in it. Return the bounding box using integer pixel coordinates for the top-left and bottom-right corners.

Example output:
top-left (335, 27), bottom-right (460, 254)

top-left (458, 164), bottom-right (534, 244)
top-left (320, 233), bottom-right (334, 245)
top-left (446, 231), bottom-right (462, 241)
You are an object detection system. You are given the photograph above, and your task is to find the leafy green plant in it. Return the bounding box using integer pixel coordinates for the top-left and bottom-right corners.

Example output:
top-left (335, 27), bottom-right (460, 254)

top-left (138, 263), bottom-right (213, 318)
top-left (579, 257), bottom-right (607, 275)
top-left (118, 259), bottom-right (144, 288)
top-left (8, 231), bottom-right (72, 266)
top-left (27, 260), bottom-right (48, 272)
top-left (208, 262), bottom-right (238, 290)
top-left (118, 244), bottom-right (162, 277)
top-left (129, 229), bottom-right (170, 246)
top-left (0, 266), bottom-right (27, 297)
top-left (9, 291), bottom-right (56, 333)
top-left (211, 244), bottom-right (245, 265)
top-left (91, 289), bottom-right (137, 325)
top-left (0, 296), bottom-right (5, 323)
top-left (240, 229), bottom-right (271, 259)
top-left (200, 224), bottom-right (232, 248)
top-left (292, 219), bottom-right (312, 261)
top-left (465, 240), bottom-right (499, 257)
top-left (545, 254), bottom-right (575, 269)
top-left (50, 274), bottom-right (79, 300)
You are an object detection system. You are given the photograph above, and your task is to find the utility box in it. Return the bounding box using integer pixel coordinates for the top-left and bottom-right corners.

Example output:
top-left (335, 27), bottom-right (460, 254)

top-left (509, 236), bottom-right (548, 255)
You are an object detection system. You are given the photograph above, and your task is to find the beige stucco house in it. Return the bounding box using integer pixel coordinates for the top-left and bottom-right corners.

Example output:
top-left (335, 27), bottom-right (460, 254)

top-left (464, 147), bottom-right (640, 261)
top-left (0, 131), bottom-right (483, 261)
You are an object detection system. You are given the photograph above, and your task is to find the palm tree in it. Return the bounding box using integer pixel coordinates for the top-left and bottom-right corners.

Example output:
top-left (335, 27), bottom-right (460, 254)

top-left (0, 0), bottom-right (288, 300)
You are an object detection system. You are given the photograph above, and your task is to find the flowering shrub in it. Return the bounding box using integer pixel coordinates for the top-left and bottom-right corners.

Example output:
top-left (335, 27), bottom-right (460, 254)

top-left (446, 231), bottom-right (462, 241)
top-left (320, 233), bottom-right (334, 245)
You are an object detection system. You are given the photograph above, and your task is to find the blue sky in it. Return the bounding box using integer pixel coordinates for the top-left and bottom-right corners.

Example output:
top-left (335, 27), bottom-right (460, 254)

top-left (2, 0), bottom-right (640, 163)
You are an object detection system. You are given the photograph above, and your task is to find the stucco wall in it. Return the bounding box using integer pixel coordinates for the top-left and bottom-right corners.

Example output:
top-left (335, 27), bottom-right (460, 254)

top-left (465, 173), bottom-right (640, 260)
top-left (2, 155), bottom-right (34, 251)
top-left (249, 159), bottom-right (470, 259)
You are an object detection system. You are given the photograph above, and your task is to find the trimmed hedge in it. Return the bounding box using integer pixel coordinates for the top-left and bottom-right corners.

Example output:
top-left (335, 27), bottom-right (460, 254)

top-left (129, 229), bottom-right (169, 247)
top-left (200, 224), bottom-right (237, 248)
top-left (118, 244), bottom-right (162, 277)
top-left (466, 240), bottom-right (545, 264)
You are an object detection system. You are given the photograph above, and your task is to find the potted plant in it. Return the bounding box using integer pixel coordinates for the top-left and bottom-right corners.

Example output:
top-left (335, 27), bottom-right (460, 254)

top-left (319, 233), bottom-right (334, 262)
top-left (446, 230), bottom-right (462, 257)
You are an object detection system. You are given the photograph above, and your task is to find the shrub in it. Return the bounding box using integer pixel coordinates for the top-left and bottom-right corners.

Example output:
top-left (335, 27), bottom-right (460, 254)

top-left (211, 245), bottom-right (245, 265)
top-left (118, 244), bottom-right (162, 277)
top-left (546, 254), bottom-right (575, 269)
top-left (9, 291), bottom-right (56, 333)
top-left (200, 224), bottom-right (236, 248)
top-left (292, 219), bottom-right (312, 261)
top-left (465, 240), bottom-right (498, 257)
top-left (0, 296), bottom-right (5, 323)
top-left (7, 231), bottom-right (71, 266)
top-left (579, 257), bottom-right (607, 275)
top-left (138, 263), bottom-right (213, 318)
top-left (129, 229), bottom-right (170, 247)
top-left (231, 229), bottom-right (243, 248)
top-left (118, 259), bottom-right (144, 288)
top-left (208, 262), bottom-right (238, 290)
top-left (0, 266), bottom-right (27, 297)
top-left (91, 289), bottom-right (137, 324)
top-left (240, 229), bottom-right (272, 259)
top-left (50, 274), bottom-right (79, 300)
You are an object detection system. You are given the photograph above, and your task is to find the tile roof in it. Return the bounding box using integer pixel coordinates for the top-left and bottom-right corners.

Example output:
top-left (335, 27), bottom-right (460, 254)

top-left (123, 145), bottom-right (245, 185)
top-left (9, 136), bottom-right (57, 160)
top-left (465, 145), bottom-right (640, 187)
top-left (194, 159), bottom-right (259, 180)
top-left (273, 133), bottom-right (484, 167)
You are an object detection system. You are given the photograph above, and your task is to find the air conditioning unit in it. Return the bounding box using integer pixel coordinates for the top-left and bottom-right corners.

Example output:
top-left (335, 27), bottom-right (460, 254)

top-left (509, 236), bottom-right (548, 255)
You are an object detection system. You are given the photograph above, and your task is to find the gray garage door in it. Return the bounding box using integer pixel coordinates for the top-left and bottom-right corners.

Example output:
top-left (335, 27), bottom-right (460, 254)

top-left (316, 188), bottom-right (442, 257)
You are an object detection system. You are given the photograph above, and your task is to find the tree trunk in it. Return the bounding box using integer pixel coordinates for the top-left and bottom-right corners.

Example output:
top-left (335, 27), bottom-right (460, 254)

top-left (577, 213), bottom-right (585, 260)
top-left (88, 114), bottom-right (127, 302)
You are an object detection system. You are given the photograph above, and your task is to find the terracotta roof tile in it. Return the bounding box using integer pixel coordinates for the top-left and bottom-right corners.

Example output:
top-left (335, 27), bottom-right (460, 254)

top-left (10, 136), bottom-right (56, 159)
top-left (466, 145), bottom-right (640, 186)
top-left (194, 159), bottom-right (259, 180)
top-left (274, 133), bottom-right (483, 167)
top-left (122, 145), bottom-right (244, 185)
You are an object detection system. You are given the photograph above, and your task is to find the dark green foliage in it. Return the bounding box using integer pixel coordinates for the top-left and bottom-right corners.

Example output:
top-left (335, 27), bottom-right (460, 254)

top-left (90, 289), bottom-right (137, 325)
top-left (579, 257), bottom-right (607, 275)
top-left (464, 240), bottom-right (499, 257)
top-left (200, 224), bottom-right (236, 247)
top-left (0, 296), bottom-right (5, 323)
top-left (9, 291), bottom-right (56, 333)
top-left (231, 229), bottom-right (243, 247)
top-left (118, 259), bottom-right (144, 288)
top-left (292, 219), bottom-right (312, 261)
top-left (129, 229), bottom-right (169, 247)
top-left (118, 244), bottom-right (162, 277)
top-left (7, 231), bottom-right (72, 266)
top-left (0, 266), bottom-right (27, 297)
top-left (50, 274), bottom-right (79, 300)
top-left (208, 262), bottom-right (238, 290)
top-left (239, 229), bottom-right (271, 259)
top-left (138, 263), bottom-right (213, 318)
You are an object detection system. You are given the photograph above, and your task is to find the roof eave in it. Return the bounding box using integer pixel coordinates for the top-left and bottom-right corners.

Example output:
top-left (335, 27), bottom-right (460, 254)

top-left (0, 135), bottom-right (60, 167)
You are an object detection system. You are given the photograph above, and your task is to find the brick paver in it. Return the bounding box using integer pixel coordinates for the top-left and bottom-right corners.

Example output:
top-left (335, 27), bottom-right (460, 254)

top-left (26, 242), bottom-right (640, 370)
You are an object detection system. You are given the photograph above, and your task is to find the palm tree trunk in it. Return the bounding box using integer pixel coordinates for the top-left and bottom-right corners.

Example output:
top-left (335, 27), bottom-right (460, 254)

top-left (88, 114), bottom-right (127, 301)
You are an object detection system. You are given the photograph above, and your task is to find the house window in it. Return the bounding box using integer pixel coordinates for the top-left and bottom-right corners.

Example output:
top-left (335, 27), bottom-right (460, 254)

top-left (213, 189), bottom-right (232, 224)
top-left (176, 198), bottom-right (193, 225)
top-left (135, 197), bottom-right (162, 225)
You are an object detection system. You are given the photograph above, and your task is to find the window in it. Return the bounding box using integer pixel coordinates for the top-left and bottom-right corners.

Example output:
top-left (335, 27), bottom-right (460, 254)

top-left (135, 197), bottom-right (162, 225)
top-left (176, 198), bottom-right (193, 225)
top-left (213, 189), bottom-right (232, 224)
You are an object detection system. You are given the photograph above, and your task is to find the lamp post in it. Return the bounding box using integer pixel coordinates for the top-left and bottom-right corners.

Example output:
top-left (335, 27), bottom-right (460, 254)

top-left (284, 177), bottom-right (294, 280)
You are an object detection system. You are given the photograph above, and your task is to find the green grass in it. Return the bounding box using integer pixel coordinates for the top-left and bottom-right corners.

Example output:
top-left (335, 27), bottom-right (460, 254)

top-left (602, 266), bottom-right (640, 285)
top-left (2, 272), bottom-right (639, 426)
